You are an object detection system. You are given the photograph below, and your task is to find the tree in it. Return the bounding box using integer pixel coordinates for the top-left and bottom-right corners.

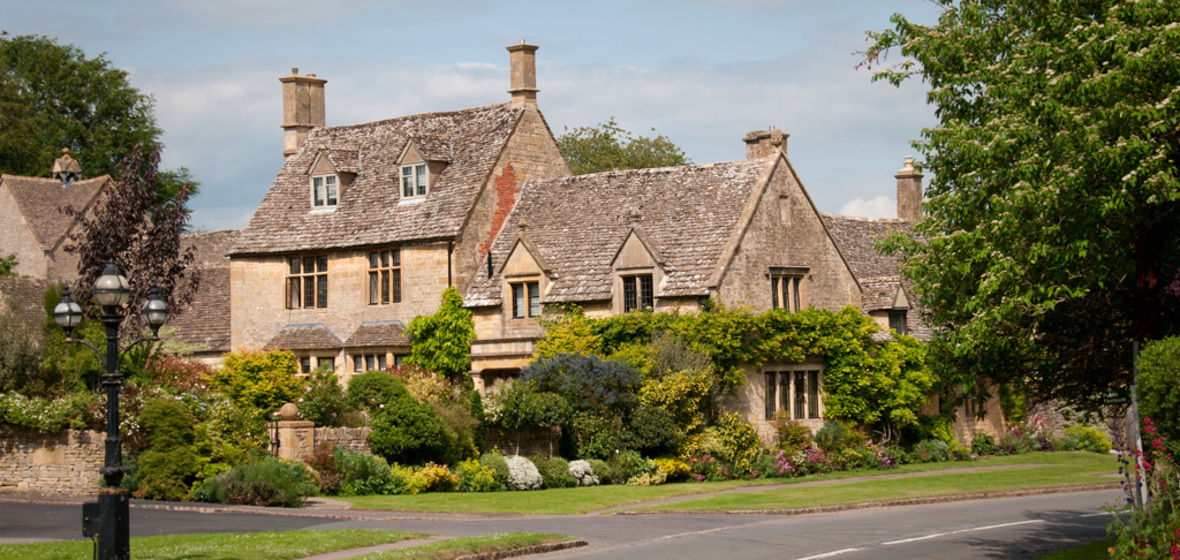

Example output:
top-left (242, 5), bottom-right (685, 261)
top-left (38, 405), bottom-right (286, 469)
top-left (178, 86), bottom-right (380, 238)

top-left (405, 286), bottom-right (475, 378)
top-left (558, 117), bottom-right (691, 175)
top-left (64, 144), bottom-right (199, 336)
top-left (0, 33), bottom-right (196, 202)
top-left (863, 0), bottom-right (1180, 409)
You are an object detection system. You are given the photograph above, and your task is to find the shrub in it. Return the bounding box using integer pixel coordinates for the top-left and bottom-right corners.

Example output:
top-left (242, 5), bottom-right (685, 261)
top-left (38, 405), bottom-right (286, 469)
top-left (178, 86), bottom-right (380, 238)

top-left (1136, 336), bottom-right (1180, 441)
top-left (970, 433), bottom-right (996, 456)
top-left (140, 355), bottom-right (213, 395)
top-left (624, 406), bottom-right (683, 457)
top-left (479, 452), bottom-right (511, 488)
top-left (456, 458), bottom-right (500, 492)
top-left (298, 367), bottom-right (352, 427)
top-left (388, 463), bottom-right (427, 495)
top-left (522, 352), bottom-right (640, 415)
top-left (0, 391), bottom-right (102, 433)
top-left (367, 393), bottom-right (450, 465)
top-left (627, 469), bottom-right (667, 486)
top-left (686, 454), bottom-right (730, 482)
top-left (610, 449), bottom-right (652, 481)
top-left (532, 456), bottom-right (576, 489)
top-left (638, 368), bottom-right (714, 436)
top-left (772, 414), bottom-right (813, 451)
top-left (568, 459), bottom-right (599, 486)
top-left (346, 371), bottom-right (409, 412)
top-left (415, 462), bottom-right (458, 492)
top-left (135, 398), bottom-right (200, 501)
top-left (392, 364), bottom-right (458, 405)
top-left (404, 286), bottom-right (474, 378)
top-left (469, 391), bottom-right (486, 453)
top-left (654, 458), bottom-right (690, 482)
top-left (505, 455), bottom-right (542, 490)
top-left (586, 458), bottom-right (613, 485)
top-left (303, 443), bottom-right (343, 495)
top-left (1064, 425), bottom-right (1111, 454)
top-left (812, 421), bottom-right (852, 453)
top-left (716, 413), bottom-right (764, 475)
top-left (194, 457), bottom-right (316, 507)
top-left (190, 394), bottom-right (267, 485)
top-left (335, 449), bottom-right (396, 496)
top-left (912, 439), bottom-right (950, 463)
top-left (1109, 418), bottom-right (1179, 558)
top-left (211, 350), bottom-right (303, 416)
top-left (569, 411), bottom-right (626, 460)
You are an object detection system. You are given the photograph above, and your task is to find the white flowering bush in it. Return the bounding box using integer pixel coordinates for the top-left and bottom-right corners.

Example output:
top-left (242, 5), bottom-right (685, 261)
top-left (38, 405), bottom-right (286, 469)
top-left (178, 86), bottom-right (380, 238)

top-left (0, 392), bottom-right (102, 433)
top-left (568, 459), bottom-right (599, 486)
top-left (505, 455), bottom-right (542, 490)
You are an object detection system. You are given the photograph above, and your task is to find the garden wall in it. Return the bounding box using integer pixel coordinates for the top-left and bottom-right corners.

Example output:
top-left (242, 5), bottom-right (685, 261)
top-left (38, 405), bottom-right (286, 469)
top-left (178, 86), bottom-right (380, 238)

top-left (485, 426), bottom-right (561, 457)
top-left (267, 422), bottom-right (372, 461)
top-left (0, 427), bottom-right (104, 495)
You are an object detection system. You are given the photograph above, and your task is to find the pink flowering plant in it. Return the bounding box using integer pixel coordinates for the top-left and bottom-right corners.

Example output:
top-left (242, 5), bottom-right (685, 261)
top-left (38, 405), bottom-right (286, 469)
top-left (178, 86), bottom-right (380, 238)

top-left (1108, 417), bottom-right (1180, 559)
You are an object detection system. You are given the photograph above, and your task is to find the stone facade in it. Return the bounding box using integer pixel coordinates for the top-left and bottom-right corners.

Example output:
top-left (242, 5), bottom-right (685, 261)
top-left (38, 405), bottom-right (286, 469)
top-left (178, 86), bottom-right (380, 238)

top-left (0, 428), bottom-right (105, 495)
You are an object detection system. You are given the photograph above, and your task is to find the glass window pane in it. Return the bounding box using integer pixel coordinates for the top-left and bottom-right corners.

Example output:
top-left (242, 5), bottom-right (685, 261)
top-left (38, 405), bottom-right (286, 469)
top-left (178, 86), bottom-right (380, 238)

top-left (366, 355), bottom-right (375, 371)
top-left (317, 256), bottom-right (328, 272)
top-left (794, 371), bottom-right (806, 420)
top-left (771, 276), bottom-right (780, 309)
top-left (512, 283), bottom-right (525, 318)
top-left (313, 177), bottom-right (324, 206)
top-left (793, 277), bottom-right (801, 312)
top-left (391, 249), bottom-right (400, 266)
top-left (303, 276), bottom-right (315, 308)
top-left (640, 275), bottom-right (653, 309)
top-left (780, 375), bottom-right (790, 413)
top-left (809, 371), bottom-right (821, 419)
top-left (354, 356), bottom-right (363, 372)
top-left (623, 277), bottom-right (637, 312)
top-left (381, 270), bottom-right (390, 304)
top-left (326, 176), bottom-right (337, 206)
top-left (528, 281), bottom-right (540, 317)
top-left (318, 357), bottom-right (333, 372)
top-left (369, 271), bottom-right (379, 304)
top-left (288, 278), bottom-right (300, 309)
top-left (290, 258), bottom-right (301, 275)
top-left (378, 355), bottom-right (387, 370)
top-left (416, 165), bottom-right (427, 195)
top-left (392, 269), bottom-right (401, 303)
top-left (381, 251), bottom-right (389, 267)
top-left (317, 275), bottom-right (328, 308)
top-left (403, 174), bottom-right (413, 197)
top-left (303, 257), bottom-right (315, 273)
top-left (765, 372), bottom-right (776, 421)
top-left (300, 357), bottom-right (311, 374)
top-left (369, 252), bottom-right (379, 269)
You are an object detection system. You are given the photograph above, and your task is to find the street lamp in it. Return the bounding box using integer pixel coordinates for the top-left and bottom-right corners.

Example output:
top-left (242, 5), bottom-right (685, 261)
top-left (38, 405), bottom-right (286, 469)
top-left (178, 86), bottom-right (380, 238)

top-left (53, 261), bottom-right (169, 560)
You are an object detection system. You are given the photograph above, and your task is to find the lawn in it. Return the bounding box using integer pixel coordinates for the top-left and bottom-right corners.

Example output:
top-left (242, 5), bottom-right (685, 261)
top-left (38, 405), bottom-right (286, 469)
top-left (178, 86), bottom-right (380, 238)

top-left (0, 529), bottom-right (425, 560)
top-left (353, 533), bottom-right (579, 559)
top-left (341, 451), bottom-right (1117, 515)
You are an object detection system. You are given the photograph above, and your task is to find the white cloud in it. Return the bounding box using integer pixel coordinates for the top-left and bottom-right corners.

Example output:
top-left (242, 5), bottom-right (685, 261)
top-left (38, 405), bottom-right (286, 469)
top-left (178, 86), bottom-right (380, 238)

top-left (839, 196), bottom-right (896, 219)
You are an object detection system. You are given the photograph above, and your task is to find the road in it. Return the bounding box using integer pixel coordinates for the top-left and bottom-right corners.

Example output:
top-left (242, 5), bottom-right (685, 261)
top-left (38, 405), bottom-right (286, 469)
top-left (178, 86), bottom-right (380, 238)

top-left (0, 489), bottom-right (1123, 559)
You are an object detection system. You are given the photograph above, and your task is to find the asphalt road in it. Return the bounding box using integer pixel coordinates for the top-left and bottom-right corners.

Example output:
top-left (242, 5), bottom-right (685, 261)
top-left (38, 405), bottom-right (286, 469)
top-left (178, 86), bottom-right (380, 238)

top-left (0, 489), bottom-right (1123, 559)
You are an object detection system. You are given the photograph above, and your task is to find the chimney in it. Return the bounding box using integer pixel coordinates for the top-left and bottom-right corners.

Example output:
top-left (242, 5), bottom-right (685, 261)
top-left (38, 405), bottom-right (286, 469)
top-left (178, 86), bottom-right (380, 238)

top-left (896, 156), bottom-right (924, 222)
top-left (280, 68), bottom-right (327, 160)
top-left (507, 41), bottom-right (539, 107)
top-left (743, 128), bottom-right (787, 160)
top-left (51, 148), bottom-right (82, 188)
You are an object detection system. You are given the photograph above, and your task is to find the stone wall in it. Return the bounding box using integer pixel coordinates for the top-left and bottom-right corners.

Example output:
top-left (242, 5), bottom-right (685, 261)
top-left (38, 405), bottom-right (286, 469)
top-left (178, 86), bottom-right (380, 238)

top-left (314, 426), bottom-right (371, 454)
top-left (0, 427), bottom-right (104, 495)
top-left (485, 426), bottom-right (561, 458)
top-left (267, 423), bottom-right (372, 461)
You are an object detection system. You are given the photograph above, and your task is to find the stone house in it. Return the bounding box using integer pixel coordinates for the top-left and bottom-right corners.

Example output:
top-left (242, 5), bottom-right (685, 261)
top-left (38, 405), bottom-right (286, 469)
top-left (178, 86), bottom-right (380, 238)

top-left (464, 129), bottom-right (864, 434)
top-left (0, 150), bottom-right (108, 282)
top-left (226, 43), bottom-right (569, 382)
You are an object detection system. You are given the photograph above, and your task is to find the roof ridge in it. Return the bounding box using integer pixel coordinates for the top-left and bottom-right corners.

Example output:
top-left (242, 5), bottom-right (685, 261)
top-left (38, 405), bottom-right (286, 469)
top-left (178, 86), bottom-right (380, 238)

top-left (319, 102), bottom-right (515, 133)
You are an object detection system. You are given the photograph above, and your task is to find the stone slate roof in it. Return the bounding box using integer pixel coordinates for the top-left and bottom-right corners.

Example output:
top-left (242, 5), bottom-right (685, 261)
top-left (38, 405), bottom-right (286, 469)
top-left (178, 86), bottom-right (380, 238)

top-left (1, 175), bottom-right (108, 250)
top-left (343, 320), bottom-right (411, 348)
top-left (264, 324), bottom-right (343, 351)
top-left (819, 213), bottom-right (910, 281)
top-left (165, 229), bottom-right (239, 352)
top-left (466, 159), bottom-right (770, 306)
top-left (232, 103), bottom-right (526, 256)
top-left (0, 276), bottom-right (51, 327)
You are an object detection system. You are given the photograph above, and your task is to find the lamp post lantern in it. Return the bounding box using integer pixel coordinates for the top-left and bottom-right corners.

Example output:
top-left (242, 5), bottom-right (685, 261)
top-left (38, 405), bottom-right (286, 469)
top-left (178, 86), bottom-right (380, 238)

top-left (53, 261), bottom-right (169, 560)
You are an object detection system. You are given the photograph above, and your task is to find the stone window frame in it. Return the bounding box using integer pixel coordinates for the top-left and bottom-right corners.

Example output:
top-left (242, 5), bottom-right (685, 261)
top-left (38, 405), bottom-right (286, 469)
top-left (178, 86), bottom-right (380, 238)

top-left (299, 355), bottom-right (336, 375)
top-left (368, 249), bottom-right (402, 305)
top-left (621, 274), bottom-right (654, 313)
top-left (889, 309), bottom-right (908, 335)
top-left (763, 366), bottom-right (824, 421)
top-left (351, 352), bottom-right (389, 373)
top-left (311, 173), bottom-right (339, 208)
top-left (287, 255), bottom-right (329, 309)
top-left (510, 280), bottom-right (541, 319)
top-left (769, 266), bottom-right (809, 313)
top-left (401, 163), bottom-right (429, 198)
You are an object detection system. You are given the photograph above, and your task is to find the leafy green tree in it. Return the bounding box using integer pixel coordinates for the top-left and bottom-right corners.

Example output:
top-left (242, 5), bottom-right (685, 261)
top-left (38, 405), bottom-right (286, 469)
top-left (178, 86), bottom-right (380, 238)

top-left (406, 286), bottom-right (474, 378)
top-left (1137, 335), bottom-right (1180, 441)
top-left (863, 0), bottom-right (1180, 409)
top-left (0, 33), bottom-right (196, 202)
top-left (558, 117), bottom-right (691, 175)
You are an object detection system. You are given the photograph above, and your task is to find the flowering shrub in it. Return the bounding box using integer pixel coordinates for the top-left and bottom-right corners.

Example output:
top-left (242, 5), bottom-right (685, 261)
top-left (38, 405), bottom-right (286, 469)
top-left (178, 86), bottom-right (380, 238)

top-left (392, 364), bottom-right (458, 405)
top-left (388, 463), bottom-right (427, 495)
top-left (505, 455), bottom-right (542, 490)
top-left (298, 367), bottom-right (353, 427)
top-left (303, 443), bottom-right (343, 495)
top-left (1063, 425), bottom-right (1111, 454)
top-left (654, 458), bottom-right (690, 482)
top-left (456, 458), bottom-right (500, 492)
top-left (415, 462), bottom-right (458, 492)
top-left (627, 469), bottom-right (667, 486)
top-left (792, 445), bottom-right (835, 475)
top-left (0, 391), bottom-right (103, 433)
top-left (912, 439), bottom-right (950, 463)
top-left (533, 456), bottom-right (576, 488)
top-left (1109, 418), bottom-right (1180, 559)
top-left (686, 454), bottom-right (732, 482)
top-left (568, 459), bottom-right (599, 486)
top-left (587, 458), bottom-right (614, 484)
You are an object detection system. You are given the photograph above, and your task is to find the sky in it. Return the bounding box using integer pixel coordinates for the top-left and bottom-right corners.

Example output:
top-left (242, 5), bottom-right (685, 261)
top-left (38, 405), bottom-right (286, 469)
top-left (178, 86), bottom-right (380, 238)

top-left (2, 0), bottom-right (942, 232)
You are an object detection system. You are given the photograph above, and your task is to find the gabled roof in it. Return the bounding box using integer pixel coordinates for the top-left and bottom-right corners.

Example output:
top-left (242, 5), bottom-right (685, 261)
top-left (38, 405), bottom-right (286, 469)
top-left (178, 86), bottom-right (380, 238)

top-left (0, 175), bottom-right (108, 251)
top-left (819, 213), bottom-right (911, 280)
top-left (264, 324), bottom-right (343, 351)
top-left (466, 159), bottom-right (769, 306)
top-left (231, 103), bottom-right (527, 256)
top-left (405, 135), bottom-right (453, 162)
top-left (165, 229), bottom-right (239, 353)
top-left (0, 276), bottom-right (51, 327)
top-left (311, 149), bottom-right (360, 174)
top-left (343, 320), bottom-right (411, 348)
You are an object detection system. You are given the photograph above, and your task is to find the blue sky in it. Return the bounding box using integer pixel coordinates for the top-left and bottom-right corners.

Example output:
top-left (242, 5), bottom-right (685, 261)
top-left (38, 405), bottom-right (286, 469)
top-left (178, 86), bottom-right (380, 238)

top-left (3, 0), bottom-right (941, 231)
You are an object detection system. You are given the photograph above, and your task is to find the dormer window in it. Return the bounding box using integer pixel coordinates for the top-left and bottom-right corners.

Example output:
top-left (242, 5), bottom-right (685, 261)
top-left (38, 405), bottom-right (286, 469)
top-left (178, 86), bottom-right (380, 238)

top-left (622, 274), bottom-right (653, 312)
top-left (312, 174), bottom-right (338, 207)
top-left (401, 163), bottom-right (428, 198)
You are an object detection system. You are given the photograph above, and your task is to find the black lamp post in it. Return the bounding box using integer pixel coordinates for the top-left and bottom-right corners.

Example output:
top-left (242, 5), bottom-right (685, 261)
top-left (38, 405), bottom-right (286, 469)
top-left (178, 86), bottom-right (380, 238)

top-left (53, 262), bottom-right (169, 560)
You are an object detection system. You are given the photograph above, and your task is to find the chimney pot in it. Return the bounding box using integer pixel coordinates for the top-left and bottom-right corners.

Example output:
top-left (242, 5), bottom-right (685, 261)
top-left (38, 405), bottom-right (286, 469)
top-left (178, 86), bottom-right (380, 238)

top-left (507, 42), bottom-right (539, 107)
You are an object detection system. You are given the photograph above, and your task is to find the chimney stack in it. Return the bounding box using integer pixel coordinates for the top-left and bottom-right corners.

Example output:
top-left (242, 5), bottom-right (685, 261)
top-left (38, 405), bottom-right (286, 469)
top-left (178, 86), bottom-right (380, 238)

top-left (51, 148), bottom-right (82, 188)
top-left (743, 128), bottom-right (787, 160)
top-left (507, 41), bottom-right (539, 107)
top-left (895, 156), bottom-right (924, 222)
top-left (280, 68), bottom-right (327, 160)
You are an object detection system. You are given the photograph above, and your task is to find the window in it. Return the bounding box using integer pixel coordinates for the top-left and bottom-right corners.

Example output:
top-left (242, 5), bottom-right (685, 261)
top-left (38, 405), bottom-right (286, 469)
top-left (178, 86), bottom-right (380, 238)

top-left (889, 310), bottom-right (908, 335)
top-left (318, 357), bottom-right (334, 372)
top-left (299, 356), bottom-right (334, 374)
top-left (623, 274), bottom-right (653, 312)
top-left (401, 163), bottom-right (428, 197)
top-left (287, 255), bottom-right (328, 309)
top-left (764, 369), bottom-right (823, 420)
top-left (352, 353), bottom-right (388, 373)
top-left (312, 174), bottom-right (338, 207)
top-left (511, 281), bottom-right (541, 318)
top-left (770, 270), bottom-right (805, 312)
top-left (368, 250), bottom-right (401, 305)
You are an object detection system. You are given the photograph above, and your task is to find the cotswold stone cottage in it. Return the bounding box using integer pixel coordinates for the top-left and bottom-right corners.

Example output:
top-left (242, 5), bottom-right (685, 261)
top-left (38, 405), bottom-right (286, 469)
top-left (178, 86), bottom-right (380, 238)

top-left (226, 44), bottom-right (569, 382)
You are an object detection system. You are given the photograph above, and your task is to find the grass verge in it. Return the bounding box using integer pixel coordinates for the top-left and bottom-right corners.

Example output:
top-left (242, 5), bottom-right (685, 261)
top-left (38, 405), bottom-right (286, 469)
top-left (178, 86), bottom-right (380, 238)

top-left (353, 533), bottom-right (579, 559)
top-left (341, 451), bottom-right (1116, 515)
top-left (0, 529), bottom-right (425, 560)
top-left (1037, 538), bottom-right (1115, 559)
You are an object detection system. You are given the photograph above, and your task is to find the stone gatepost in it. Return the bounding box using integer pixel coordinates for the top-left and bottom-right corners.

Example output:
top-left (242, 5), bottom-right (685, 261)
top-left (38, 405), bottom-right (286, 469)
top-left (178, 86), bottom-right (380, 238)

top-left (267, 403), bottom-right (315, 461)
